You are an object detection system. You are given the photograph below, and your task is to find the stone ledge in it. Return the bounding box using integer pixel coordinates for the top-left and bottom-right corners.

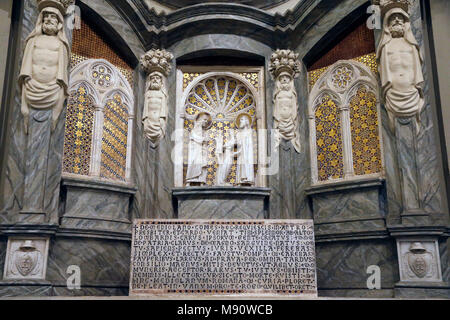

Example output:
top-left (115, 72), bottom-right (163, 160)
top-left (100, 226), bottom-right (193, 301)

top-left (172, 186), bottom-right (271, 197)
top-left (61, 175), bottom-right (137, 195)
top-left (388, 225), bottom-right (448, 237)
top-left (305, 176), bottom-right (384, 196)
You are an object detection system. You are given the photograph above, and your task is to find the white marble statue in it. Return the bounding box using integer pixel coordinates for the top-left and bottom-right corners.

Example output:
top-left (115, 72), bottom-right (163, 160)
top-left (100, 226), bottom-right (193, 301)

top-left (377, 7), bottom-right (425, 133)
top-left (216, 132), bottom-right (237, 186)
top-left (143, 71), bottom-right (168, 146)
top-left (140, 49), bottom-right (174, 147)
top-left (236, 113), bottom-right (255, 186)
top-left (269, 49), bottom-right (302, 152)
top-left (18, 5), bottom-right (70, 134)
top-left (186, 113), bottom-right (212, 186)
top-left (273, 72), bottom-right (301, 153)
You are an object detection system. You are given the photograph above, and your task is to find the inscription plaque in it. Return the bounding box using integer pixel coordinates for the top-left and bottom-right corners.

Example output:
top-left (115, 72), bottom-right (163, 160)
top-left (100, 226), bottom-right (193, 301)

top-left (130, 220), bottom-right (317, 297)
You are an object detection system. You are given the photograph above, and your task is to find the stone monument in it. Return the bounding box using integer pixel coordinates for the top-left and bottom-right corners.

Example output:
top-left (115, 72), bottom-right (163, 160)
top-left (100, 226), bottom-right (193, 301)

top-left (130, 220), bottom-right (317, 297)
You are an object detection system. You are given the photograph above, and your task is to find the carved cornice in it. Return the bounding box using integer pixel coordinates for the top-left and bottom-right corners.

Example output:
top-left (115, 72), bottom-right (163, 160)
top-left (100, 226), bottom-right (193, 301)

top-left (103, 0), bottom-right (342, 50)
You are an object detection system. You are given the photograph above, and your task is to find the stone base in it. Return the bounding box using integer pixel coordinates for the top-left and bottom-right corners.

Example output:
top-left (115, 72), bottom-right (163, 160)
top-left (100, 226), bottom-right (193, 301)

top-left (394, 281), bottom-right (450, 298)
top-left (172, 187), bottom-right (270, 219)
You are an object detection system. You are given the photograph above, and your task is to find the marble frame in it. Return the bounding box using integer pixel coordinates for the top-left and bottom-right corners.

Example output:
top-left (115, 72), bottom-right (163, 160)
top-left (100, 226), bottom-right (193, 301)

top-left (65, 58), bottom-right (135, 183)
top-left (308, 59), bottom-right (385, 186)
top-left (3, 237), bottom-right (50, 280)
top-left (174, 66), bottom-right (267, 188)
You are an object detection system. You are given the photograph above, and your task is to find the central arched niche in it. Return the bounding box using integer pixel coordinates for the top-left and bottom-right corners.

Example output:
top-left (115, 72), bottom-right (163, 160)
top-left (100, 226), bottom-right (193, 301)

top-left (172, 59), bottom-right (270, 219)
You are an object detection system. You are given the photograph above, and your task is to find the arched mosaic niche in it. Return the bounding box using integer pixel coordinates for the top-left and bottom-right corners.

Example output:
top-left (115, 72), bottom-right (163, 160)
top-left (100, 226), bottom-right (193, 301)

top-left (63, 59), bottom-right (135, 183)
top-left (175, 70), bottom-right (266, 187)
top-left (308, 60), bottom-right (383, 185)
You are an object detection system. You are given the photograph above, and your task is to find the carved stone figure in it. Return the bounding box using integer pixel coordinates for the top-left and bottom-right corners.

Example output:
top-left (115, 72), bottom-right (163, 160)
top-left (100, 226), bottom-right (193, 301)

top-left (18, 0), bottom-right (72, 134)
top-left (236, 113), bottom-right (255, 186)
top-left (140, 49), bottom-right (174, 147)
top-left (377, 5), bottom-right (424, 133)
top-left (216, 132), bottom-right (237, 186)
top-left (143, 72), bottom-right (168, 146)
top-left (186, 113), bottom-right (212, 186)
top-left (269, 49), bottom-right (302, 153)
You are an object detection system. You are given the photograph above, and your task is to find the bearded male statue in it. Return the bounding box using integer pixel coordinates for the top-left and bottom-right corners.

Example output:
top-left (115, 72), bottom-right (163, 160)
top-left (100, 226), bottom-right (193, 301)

top-left (377, 6), bottom-right (425, 133)
top-left (140, 49), bottom-right (174, 147)
top-left (18, 3), bottom-right (70, 134)
top-left (269, 49), bottom-right (302, 153)
top-left (143, 72), bottom-right (168, 146)
top-left (273, 72), bottom-right (301, 153)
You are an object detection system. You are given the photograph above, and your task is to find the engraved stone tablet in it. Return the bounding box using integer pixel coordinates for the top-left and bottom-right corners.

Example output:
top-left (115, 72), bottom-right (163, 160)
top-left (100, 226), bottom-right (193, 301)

top-left (130, 220), bottom-right (317, 297)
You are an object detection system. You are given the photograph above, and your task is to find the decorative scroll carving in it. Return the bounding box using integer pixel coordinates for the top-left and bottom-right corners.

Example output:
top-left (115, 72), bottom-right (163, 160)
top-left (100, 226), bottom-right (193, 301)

top-left (269, 49), bottom-right (302, 153)
top-left (140, 49), bottom-right (174, 147)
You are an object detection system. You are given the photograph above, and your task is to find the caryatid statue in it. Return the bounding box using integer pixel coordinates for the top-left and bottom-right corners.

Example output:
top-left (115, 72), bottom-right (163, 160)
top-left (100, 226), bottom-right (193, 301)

top-left (269, 49), bottom-right (302, 153)
top-left (140, 49), bottom-right (174, 147)
top-left (18, 0), bottom-right (73, 134)
top-left (376, 0), bottom-right (425, 133)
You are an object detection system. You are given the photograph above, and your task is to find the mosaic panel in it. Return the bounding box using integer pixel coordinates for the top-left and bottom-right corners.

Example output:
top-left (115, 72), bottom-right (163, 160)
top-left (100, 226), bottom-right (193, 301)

top-left (238, 72), bottom-right (259, 90)
top-left (63, 84), bottom-right (95, 175)
top-left (350, 86), bottom-right (382, 176)
top-left (315, 95), bottom-right (344, 181)
top-left (308, 53), bottom-right (378, 90)
top-left (183, 72), bottom-right (204, 91)
top-left (100, 94), bottom-right (129, 181)
top-left (183, 76), bottom-right (258, 186)
top-left (71, 53), bottom-right (134, 88)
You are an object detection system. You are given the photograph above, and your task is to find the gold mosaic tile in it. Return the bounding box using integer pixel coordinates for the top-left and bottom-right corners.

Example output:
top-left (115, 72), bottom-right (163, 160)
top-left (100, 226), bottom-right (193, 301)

top-left (100, 94), bottom-right (129, 181)
top-left (315, 95), bottom-right (344, 181)
top-left (63, 84), bottom-right (95, 175)
top-left (350, 86), bottom-right (382, 175)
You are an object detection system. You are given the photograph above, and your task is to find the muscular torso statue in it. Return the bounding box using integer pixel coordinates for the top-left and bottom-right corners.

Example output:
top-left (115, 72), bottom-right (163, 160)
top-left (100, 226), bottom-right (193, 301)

top-left (32, 35), bottom-right (61, 84)
top-left (145, 90), bottom-right (165, 125)
top-left (275, 89), bottom-right (296, 120)
top-left (386, 38), bottom-right (416, 92)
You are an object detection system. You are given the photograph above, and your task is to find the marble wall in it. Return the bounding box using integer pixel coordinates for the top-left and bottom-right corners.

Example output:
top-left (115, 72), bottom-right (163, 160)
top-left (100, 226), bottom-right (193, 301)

top-left (0, 0), bottom-right (448, 298)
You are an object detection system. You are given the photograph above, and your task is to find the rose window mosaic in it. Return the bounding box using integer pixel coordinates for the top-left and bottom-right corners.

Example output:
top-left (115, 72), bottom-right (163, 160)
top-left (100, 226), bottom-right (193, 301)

top-left (91, 63), bottom-right (113, 88)
top-left (183, 76), bottom-right (258, 186)
top-left (315, 95), bottom-right (344, 181)
top-left (100, 94), bottom-right (129, 181)
top-left (331, 66), bottom-right (353, 90)
top-left (350, 86), bottom-right (382, 176)
top-left (63, 84), bottom-right (95, 175)
top-left (308, 53), bottom-right (378, 90)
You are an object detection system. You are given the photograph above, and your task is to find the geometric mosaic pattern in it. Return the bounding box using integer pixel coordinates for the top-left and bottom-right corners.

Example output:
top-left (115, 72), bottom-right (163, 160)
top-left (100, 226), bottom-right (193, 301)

top-left (350, 86), bottom-right (382, 176)
top-left (100, 94), bottom-right (129, 181)
top-left (183, 75), bottom-right (258, 186)
top-left (315, 95), bottom-right (344, 181)
top-left (63, 84), bottom-right (95, 175)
